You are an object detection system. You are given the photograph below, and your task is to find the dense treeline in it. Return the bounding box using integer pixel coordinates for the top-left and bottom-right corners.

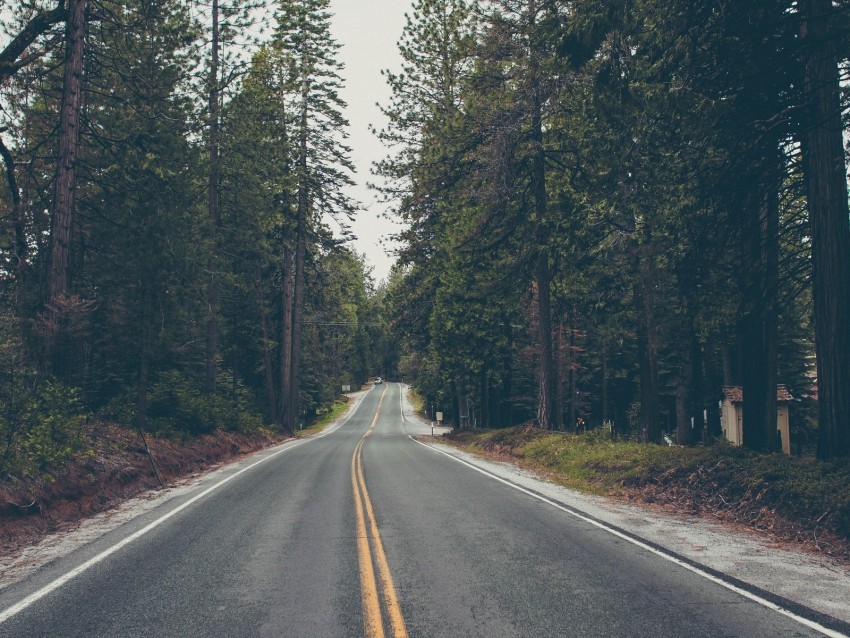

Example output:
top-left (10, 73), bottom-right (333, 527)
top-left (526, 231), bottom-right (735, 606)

top-left (0, 0), bottom-right (385, 478)
top-left (379, 0), bottom-right (850, 459)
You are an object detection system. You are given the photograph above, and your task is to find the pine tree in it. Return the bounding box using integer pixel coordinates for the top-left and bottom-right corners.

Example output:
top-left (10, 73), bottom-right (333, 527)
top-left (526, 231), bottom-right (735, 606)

top-left (799, 0), bottom-right (850, 459)
top-left (271, 0), bottom-right (356, 432)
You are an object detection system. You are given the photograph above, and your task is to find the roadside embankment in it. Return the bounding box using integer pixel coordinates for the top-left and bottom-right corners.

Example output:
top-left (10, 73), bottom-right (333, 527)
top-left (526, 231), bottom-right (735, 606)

top-left (0, 394), bottom-right (359, 557)
top-left (0, 422), bottom-right (289, 556)
top-left (442, 426), bottom-right (850, 563)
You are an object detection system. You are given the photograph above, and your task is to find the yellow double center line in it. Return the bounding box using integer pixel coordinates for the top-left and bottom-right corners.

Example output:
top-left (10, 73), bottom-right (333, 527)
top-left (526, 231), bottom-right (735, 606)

top-left (351, 386), bottom-right (409, 638)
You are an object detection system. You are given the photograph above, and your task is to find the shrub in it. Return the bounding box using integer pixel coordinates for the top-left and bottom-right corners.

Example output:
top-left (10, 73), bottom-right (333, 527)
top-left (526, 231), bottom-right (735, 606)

top-left (146, 370), bottom-right (263, 436)
top-left (0, 380), bottom-right (91, 480)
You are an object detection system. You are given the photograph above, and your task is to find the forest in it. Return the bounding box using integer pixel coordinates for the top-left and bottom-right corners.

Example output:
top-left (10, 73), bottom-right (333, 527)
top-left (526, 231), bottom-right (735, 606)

top-left (377, 0), bottom-right (850, 460)
top-left (1, 0), bottom-right (849, 489)
top-left (0, 0), bottom-right (396, 480)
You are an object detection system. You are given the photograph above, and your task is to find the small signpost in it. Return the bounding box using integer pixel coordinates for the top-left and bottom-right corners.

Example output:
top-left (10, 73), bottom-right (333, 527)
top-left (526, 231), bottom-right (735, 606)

top-left (433, 411), bottom-right (443, 437)
top-left (342, 384), bottom-right (351, 392)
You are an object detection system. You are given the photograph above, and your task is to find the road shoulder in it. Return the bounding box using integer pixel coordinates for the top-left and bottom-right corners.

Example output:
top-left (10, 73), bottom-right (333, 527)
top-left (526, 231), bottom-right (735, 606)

top-left (399, 386), bottom-right (850, 628)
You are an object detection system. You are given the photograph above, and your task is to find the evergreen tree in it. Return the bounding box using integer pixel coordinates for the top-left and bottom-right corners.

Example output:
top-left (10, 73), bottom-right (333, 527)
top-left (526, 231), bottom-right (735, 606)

top-left (271, 0), bottom-right (356, 432)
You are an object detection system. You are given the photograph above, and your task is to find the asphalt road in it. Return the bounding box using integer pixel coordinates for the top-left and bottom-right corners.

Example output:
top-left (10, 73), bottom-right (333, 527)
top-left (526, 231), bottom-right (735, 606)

top-left (0, 382), bottom-right (844, 637)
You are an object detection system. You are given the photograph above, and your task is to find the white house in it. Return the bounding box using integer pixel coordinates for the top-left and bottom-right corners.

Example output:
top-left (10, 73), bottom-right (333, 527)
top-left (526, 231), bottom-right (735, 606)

top-left (721, 385), bottom-right (793, 455)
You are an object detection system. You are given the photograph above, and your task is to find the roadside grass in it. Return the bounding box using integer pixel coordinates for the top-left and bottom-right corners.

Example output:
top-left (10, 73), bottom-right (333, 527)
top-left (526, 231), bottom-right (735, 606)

top-left (295, 396), bottom-right (351, 438)
top-left (444, 426), bottom-right (850, 558)
top-left (406, 386), bottom-right (426, 417)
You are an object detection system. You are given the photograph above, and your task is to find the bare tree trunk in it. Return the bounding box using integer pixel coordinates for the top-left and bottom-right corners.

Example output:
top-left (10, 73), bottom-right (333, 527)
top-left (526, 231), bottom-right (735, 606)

top-left (689, 335), bottom-right (705, 442)
top-left (720, 342), bottom-right (735, 386)
top-left (530, 109), bottom-right (558, 430)
top-left (740, 161), bottom-right (779, 452)
top-left (536, 252), bottom-right (559, 430)
top-left (285, 76), bottom-right (310, 432)
top-left (526, 0), bottom-right (559, 432)
top-left (288, 219), bottom-right (306, 430)
top-left (280, 246), bottom-right (294, 432)
top-left (704, 338), bottom-right (723, 439)
top-left (205, 0), bottom-right (221, 395)
top-left (46, 0), bottom-right (86, 375)
top-left (676, 343), bottom-right (692, 446)
top-left (480, 366), bottom-right (489, 429)
top-left (554, 321), bottom-right (564, 430)
top-left (601, 337), bottom-right (608, 424)
top-left (568, 315), bottom-right (577, 431)
top-left (635, 236), bottom-right (660, 444)
top-left (800, 0), bottom-right (850, 459)
top-left (135, 274), bottom-right (152, 430)
top-left (258, 290), bottom-right (277, 424)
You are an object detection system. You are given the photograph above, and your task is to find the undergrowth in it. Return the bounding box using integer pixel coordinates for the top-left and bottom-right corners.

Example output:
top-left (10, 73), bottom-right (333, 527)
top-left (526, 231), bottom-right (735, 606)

top-left (296, 396), bottom-right (350, 437)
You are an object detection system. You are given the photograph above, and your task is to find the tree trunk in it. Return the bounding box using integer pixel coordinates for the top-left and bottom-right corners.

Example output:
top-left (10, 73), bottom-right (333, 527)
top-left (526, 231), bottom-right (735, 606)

top-left (528, 1), bottom-right (559, 432)
top-left (135, 274), bottom-right (152, 430)
top-left (704, 339), bottom-right (723, 439)
top-left (285, 76), bottom-right (310, 432)
top-left (721, 342), bottom-right (735, 386)
top-left (288, 222), bottom-right (306, 430)
top-left (568, 317), bottom-right (577, 431)
top-left (536, 253), bottom-right (558, 430)
top-left (689, 335), bottom-right (705, 443)
top-left (555, 321), bottom-right (564, 430)
top-left (531, 118), bottom-right (558, 430)
top-left (635, 284), bottom-right (660, 444)
top-left (259, 292), bottom-right (277, 424)
top-left (480, 366), bottom-right (489, 429)
top-left (740, 160), bottom-right (779, 453)
top-left (800, 0), bottom-right (850, 459)
top-left (676, 341), bottom-right (693, 446)
top-left (280, 246), bottom-right (294, 432)
top-left (205, 0), bottom-right (221, 395)
top-left (635, 231), bottom-right (661, 444)
top-left (601, 337), bottom-right (608, 424)
top-left (46, 0), bottom-right (86, 375)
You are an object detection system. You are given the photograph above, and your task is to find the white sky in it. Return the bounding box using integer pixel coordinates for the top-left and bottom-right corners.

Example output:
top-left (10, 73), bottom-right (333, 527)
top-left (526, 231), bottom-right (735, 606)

top-left (329, 1), bottom-right (411, 284)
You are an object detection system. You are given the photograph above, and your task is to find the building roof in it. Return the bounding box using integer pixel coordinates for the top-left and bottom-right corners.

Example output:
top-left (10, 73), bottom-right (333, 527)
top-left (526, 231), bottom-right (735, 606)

top-left (722, 385), bottom-right (794, 403)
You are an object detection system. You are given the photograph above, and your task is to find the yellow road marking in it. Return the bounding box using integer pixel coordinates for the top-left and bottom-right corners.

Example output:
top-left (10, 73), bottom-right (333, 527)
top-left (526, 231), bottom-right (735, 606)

top-left (352, 437), bottom-right (384, 638)
top-left (352, 386), bottom-right (409, 638)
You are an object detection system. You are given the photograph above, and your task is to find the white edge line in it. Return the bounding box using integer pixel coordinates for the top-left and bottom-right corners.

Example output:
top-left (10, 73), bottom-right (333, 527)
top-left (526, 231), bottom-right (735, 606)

top-left (0, 388), bottom-right (374, 625)
top-left (410, 436), bottom-right (848, 638)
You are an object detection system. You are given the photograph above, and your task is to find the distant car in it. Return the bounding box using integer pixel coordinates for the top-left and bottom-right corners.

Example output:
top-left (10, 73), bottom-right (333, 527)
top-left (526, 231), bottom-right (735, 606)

top-left (375, 377), bottom-right (383, 384)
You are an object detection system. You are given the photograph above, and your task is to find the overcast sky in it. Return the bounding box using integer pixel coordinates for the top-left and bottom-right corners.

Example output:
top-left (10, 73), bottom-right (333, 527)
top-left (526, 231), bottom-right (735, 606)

top-left (329, 1), bottom-right (412, 284)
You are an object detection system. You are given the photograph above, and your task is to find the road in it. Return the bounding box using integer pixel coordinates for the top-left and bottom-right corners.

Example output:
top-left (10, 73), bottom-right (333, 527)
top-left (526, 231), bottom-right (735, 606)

top-left (0, 382), bottom-right (846, 637)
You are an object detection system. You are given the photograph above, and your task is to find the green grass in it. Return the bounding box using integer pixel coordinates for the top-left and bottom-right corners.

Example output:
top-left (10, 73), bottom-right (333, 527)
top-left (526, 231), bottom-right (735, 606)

top-left (444, 426), bottom-right (850, 544)
top-left (295, 398), bottom-right (351, 438)
top-left (406, 387), bottom-right (426, 419)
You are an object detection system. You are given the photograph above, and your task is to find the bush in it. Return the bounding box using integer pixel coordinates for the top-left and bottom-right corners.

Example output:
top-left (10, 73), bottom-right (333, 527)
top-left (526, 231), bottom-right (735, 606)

top-left (146, 370), bottom-right (263, 436)
top-left (0, 380), bottom-right (91, 480)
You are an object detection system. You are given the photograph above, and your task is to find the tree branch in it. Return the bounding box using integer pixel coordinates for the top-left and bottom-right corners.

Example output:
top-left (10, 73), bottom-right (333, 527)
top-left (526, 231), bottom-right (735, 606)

top-left (0, 1), bottom-right (66, 88)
